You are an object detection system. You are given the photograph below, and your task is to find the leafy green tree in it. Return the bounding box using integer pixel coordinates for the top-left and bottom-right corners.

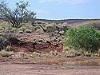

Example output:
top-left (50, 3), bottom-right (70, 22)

top-left (0, 0), bottom-right (36, 28)
top-left (65, 25), bottom-right (100, 52)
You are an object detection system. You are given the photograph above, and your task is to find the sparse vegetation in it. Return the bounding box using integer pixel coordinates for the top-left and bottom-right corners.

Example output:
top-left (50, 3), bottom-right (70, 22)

top-left (0, 0), bottom-right (100, 74)
top-left (0, 0), bottom-right (100, 68)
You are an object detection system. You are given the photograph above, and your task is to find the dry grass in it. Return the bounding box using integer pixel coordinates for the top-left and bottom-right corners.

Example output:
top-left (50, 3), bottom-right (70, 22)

top-left (0, 50), bottom-right (100, 66)
top-left (0, 50), bottom-right (14, 57)
top-left (27, 51), bottom-right (100, 66)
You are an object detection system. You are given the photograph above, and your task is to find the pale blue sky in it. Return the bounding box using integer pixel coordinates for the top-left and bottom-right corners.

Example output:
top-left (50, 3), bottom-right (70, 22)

top-left (3, 0), bottom-right (100, 20)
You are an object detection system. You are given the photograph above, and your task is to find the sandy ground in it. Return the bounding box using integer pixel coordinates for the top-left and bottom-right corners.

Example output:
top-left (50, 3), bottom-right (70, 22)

top-left (1, 63), bottom-right (100, 75)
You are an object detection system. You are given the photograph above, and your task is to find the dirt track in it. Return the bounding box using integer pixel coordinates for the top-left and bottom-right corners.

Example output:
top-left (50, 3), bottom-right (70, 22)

top-left (1, 63), bottom-right (100, 75)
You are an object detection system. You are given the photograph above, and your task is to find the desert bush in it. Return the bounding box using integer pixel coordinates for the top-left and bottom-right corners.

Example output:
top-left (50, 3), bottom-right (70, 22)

top-left (25, 29), bottom-right (32, 33)
top-left (91, 22), bottom-right (100, 30)
top-left (0, 35), bottom-right (8, 50)
top-left (3, 32), bottom-right (22, 46)
top-left (0, 50), bottom-right (13, 57)
top-left (19, 27), bottom-right (25, 33)
top-left (46, 25), bottom-right (56, 33)
top-left (65, 25), bottom-right (100, 52)
top-left (87, 21), bottom-right (100, 30)
top-left (5, 46), bottom-right (14, 51)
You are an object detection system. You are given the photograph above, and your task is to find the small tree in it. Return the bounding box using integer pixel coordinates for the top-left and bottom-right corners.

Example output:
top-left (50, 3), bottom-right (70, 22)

top-left (0, 1), bottom-right (36, 28)
top-left (65, 25), bottom-right (100, 52)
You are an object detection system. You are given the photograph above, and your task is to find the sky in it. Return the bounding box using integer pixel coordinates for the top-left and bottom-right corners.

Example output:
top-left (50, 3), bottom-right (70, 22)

top-left (2, 0), bottom-right (100, 20)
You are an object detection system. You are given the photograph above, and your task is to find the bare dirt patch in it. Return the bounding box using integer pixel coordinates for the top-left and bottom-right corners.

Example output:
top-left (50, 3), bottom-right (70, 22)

top-left (1, 63), bottom-right (100, 75)
top-left (1, 52), bottom-right (100, 75)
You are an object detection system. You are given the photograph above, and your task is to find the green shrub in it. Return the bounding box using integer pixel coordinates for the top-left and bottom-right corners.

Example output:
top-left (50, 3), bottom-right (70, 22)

top-left (64, 25), bottom-right (100, 52)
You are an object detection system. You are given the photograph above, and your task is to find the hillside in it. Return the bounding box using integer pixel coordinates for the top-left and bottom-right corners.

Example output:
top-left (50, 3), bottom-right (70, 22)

top-left (35, 19), bottom-right (100, 24)
top-left (0, 17), bottom-right (100, 24)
